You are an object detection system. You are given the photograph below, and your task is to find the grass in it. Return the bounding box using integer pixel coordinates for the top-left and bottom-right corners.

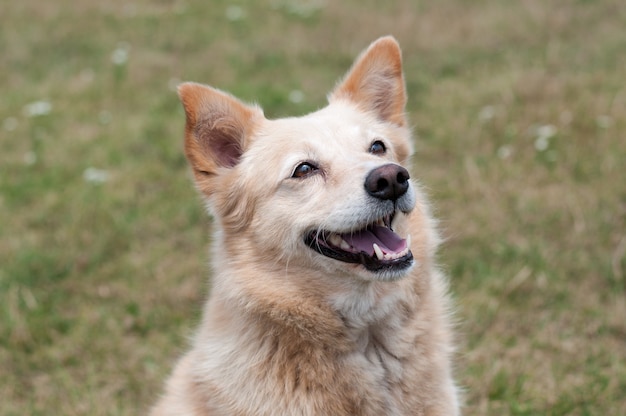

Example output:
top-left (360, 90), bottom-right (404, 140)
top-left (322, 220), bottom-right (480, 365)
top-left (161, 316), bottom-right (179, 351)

top-left (1, 0), bottom-right (625, 414)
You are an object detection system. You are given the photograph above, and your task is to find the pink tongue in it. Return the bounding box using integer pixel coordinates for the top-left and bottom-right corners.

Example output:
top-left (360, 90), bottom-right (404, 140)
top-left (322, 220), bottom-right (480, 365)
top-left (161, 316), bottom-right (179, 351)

top-left (341, 226), bottom-right (406, 256)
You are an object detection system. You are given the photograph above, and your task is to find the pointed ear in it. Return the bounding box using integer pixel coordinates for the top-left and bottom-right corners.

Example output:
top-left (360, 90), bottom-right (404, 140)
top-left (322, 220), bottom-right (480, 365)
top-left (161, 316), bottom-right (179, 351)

top-left (178, 82), bottom-right (262, 183)
top-left (330, 36), bottom-right (407, 126)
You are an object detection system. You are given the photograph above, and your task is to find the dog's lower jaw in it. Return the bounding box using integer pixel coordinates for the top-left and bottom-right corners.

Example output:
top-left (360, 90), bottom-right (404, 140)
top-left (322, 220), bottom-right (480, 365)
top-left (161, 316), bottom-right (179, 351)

top-left (362, 260), bottom-right (416, 282)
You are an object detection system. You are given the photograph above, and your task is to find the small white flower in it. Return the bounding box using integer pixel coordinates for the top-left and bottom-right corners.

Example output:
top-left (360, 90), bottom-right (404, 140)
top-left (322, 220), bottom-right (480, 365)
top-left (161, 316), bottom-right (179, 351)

top-left (536, 124), bottom-right (557, 140)
top-left (284, 0), bottom-right (324, 17)
top-left (534, 136), bottom-right (549, 152)
top-left (226, 5), bottom-right (244, 21)
top-left (288, 90), bottom-right (304, 104)
top-left (23, 151), bottom-right (37, 165)
top-left (533, 124), bottom-right (557, 152)
top-left (111, 42), bottom-right (131, 65)
top-left (478, 105), bottom-right (495, 122)
top-left (83, 167), bottom-right (110, 184)
top-left (23, 100), bottom-right (52, 117)
top-left (497, 145), bottom-right (513, 159)
top-left (596, 115), bottom-right (613, 129)
top-left (3, 117), bottom-right (18, 131)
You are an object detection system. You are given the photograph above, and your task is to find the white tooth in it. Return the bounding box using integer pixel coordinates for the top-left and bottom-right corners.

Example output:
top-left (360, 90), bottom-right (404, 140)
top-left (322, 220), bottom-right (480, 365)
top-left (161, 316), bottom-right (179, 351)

top-left (373, 243), bottom-right (384, 260)
top-left (329, 234), bottom-right (342, 246)
top-left (406, 234), bottom-right (411, 249)
top-left (340, 239), bottom-right (352, 251)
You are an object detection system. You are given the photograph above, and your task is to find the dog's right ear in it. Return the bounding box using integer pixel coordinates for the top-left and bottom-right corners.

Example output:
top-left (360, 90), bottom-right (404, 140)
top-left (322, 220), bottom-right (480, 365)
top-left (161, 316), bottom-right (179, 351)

top-left (178, 82), bottom-right (263, 189)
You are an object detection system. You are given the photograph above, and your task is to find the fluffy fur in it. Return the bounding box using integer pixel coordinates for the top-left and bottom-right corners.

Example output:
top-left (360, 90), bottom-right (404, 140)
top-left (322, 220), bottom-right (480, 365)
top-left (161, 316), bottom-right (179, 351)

top-left (152, 36), bottom-right (460, 415)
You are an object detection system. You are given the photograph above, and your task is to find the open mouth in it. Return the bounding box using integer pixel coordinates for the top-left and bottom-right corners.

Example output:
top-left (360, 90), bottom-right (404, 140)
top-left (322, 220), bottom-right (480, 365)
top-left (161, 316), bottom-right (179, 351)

top-left (304, 213), bottom-right (413, 273)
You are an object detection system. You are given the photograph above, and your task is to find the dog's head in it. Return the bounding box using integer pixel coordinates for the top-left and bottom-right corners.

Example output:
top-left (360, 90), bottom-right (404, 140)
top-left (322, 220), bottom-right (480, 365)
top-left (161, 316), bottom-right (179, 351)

top-left (178, 37), bottom-right (421, 282)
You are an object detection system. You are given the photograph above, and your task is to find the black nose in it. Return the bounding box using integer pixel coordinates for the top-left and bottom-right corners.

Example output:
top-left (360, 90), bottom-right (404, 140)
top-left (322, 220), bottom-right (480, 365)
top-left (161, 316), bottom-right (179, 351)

top-left (365, 163), bottom-right (410, 201)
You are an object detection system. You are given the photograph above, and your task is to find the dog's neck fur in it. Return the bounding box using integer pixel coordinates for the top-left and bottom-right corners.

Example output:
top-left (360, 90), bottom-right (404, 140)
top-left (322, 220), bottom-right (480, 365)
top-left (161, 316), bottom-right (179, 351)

top-left (210, 236), bottom-right (429, 349)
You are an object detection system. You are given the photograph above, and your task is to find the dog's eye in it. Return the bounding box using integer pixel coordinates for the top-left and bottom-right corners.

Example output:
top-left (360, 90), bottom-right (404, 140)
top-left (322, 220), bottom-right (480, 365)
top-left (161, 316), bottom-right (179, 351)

top-left (292, 162), bottom-right (318, 178)
top-left (369, 140), bottom-right (386, 155)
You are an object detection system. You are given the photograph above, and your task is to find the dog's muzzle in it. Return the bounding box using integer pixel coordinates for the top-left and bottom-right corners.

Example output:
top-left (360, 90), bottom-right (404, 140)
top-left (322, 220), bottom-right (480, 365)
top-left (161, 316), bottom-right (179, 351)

top-left (304, 163), bottom-right (414, 274)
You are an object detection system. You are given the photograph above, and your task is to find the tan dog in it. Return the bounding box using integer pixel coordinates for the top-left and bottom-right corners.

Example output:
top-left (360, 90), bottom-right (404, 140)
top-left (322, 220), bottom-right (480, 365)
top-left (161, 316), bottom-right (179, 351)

top-left (152, 36), bottom-right (460, 415)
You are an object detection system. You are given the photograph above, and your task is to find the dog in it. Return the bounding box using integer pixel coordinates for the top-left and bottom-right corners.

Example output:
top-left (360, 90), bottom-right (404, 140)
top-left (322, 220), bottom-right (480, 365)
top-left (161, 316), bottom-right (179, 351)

top-left (151, 36), bottom-right (460, 415)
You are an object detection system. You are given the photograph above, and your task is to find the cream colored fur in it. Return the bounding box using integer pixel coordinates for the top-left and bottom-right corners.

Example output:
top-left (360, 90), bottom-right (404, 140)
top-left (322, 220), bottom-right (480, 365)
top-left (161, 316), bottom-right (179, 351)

top-left (152, 36), bottom-right (460, 415)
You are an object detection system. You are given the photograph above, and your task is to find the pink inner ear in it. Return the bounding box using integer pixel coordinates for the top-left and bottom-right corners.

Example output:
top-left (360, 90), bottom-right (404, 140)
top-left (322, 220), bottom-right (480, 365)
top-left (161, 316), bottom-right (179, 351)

top-left (211, 131), bottom-right (243, 168)
top-left (193, 113), bottom-right (247, 169)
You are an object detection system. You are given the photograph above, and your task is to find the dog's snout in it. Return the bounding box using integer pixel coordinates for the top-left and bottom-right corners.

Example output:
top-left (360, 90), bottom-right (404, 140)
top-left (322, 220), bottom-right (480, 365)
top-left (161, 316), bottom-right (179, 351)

top-left (365, 163), bottom-right (410, 201)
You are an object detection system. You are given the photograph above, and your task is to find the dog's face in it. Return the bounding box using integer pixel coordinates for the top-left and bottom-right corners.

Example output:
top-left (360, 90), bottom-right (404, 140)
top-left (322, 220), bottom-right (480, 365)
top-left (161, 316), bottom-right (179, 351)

top-left (179, 37), bottom-right (419, 281)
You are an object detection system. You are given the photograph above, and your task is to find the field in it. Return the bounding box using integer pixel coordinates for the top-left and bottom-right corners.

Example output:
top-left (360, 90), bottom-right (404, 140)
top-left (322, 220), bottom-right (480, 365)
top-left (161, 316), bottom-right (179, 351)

top-left (1, 0), bottom-right (625, 414)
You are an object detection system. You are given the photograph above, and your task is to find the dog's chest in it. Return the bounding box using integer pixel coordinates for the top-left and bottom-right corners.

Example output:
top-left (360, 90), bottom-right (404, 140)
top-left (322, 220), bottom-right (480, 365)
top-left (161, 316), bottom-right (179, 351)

top-left (331, 287), bottom-right (412, 413)
top-left (340, 323), bottom-right (407, 415)
top-left (356, 326), bottom-right (404, 378)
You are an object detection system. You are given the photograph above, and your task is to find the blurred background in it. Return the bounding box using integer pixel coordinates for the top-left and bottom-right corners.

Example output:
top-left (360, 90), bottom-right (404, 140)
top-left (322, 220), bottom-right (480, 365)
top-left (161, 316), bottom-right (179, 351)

top-left (1, 0), bottom-right (624, 414)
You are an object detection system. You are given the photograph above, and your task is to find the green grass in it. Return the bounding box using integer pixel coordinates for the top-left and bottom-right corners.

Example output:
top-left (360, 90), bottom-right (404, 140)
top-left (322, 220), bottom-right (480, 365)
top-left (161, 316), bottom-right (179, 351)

top-left (1, 0), bottom-right (625, 414)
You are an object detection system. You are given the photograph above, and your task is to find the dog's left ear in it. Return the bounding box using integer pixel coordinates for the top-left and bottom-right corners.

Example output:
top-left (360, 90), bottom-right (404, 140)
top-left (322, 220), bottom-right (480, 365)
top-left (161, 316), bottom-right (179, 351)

top-left (177, 82), bottom-right (263, 197)
top-left (330, 36), bottom-right (407, 127)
